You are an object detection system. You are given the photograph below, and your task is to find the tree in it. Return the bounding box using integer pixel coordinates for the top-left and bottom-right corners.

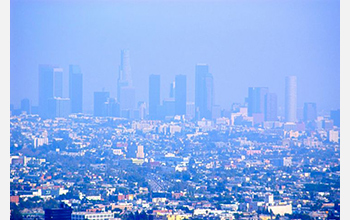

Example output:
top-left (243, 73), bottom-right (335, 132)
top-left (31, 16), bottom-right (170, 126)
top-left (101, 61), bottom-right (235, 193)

top-left (10, 203), bottom-right (23, 220)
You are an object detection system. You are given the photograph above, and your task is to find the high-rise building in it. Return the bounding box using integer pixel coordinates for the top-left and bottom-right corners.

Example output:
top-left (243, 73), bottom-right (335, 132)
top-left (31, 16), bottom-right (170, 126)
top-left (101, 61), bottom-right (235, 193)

top-left (265, 93), bottom-right (278, 121)
top-left (303, 102), bottom-right (317, 122)
top-left (48, 98), bottom-right (71, 118)
top-left (175, 75), bottom-right (187, 116)
top-left (69, 65), bottom-right (83, 113)
top-left (186, 102), bottom-right (195, 120)
top-left (54, 68), bottom-right (63, 98)
top-left (117, 50), bottom-right (135, 116)
top-left (20, 98), bottom-right (30, 114)
top-left (38, 65), bottom-right (63, 118)
top-left (149, 74), bottom-right (160, 120)
top-left (285, 76), bottom-right (297, 122)
top-left (330, 109), bottom-right (340, 127)
top-left (195, 64), bottom-right (213, 120)
top-left (94, 91), bottom-right (109, 116)
top-left (162, 98), bottom-right (175, 119)
top-left (247, 87), bottom-right (269, 117)
top-left (105, 98), bottom-right (120, 117)
top-left (138, 101), bottom-right (147, 120)
top-left (120, 87), bottom-right (136, 111)
top-left (169, 81), bottom-right (175, 98)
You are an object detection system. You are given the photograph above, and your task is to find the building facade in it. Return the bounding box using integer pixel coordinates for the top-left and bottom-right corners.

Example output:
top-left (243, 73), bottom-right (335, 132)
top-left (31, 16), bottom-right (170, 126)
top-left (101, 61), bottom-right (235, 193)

top-left (195, 64), bottom-right (213, 120)
top-left (285, 76), bottom-right (297, 122)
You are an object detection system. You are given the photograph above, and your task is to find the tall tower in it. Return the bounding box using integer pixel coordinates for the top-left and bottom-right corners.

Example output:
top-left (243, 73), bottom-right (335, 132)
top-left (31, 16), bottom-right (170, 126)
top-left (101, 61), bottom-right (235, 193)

top-left (195, 64), bottom-right (213, 120)
top-left (265, 93), bottom-right (278, 121)
top-left (94, 91), bottom-right (109, 117)
top-left (247, 87), bottom-right (269, 117)
top-left (303, 102), bottom-right (317, 122)
top-left (149, 74), bottom-right (160, 120)
top-left (117, 50), bottom-right (135, 117)
top-left (175, 75), bottom-right (187, 116)
top-left (38, 65), bottom-right (63, 118)
top-left (54, 68), bottom-right (63, 98)
top-left (285, 76), bottom-right (297, 122)
top-left (69, 65), bottom-right (83, 113)
top-left (117, 50), bottom-right (132, 102)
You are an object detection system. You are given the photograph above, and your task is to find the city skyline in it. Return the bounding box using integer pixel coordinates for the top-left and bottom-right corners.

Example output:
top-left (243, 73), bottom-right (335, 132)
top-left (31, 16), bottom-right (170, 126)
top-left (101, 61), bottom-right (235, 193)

top-left (8, 0), bottom-right (344, 219)
top-left (10, 0), bottom-right (340, 114)
top-left (12, 58), bottom-right (335, 122)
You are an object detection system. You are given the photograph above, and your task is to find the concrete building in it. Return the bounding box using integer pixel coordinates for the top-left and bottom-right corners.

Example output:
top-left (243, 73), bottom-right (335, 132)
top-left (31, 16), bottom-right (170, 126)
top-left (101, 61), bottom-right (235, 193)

top-left (285, 76), bottom-right (297, 122)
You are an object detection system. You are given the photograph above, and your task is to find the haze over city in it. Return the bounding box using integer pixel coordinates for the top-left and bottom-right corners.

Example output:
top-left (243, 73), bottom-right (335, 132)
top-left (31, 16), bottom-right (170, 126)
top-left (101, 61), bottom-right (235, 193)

top-left (9, 0), bottom-right (342, 219)
top-left (10, 0), bottom-right (339, 113)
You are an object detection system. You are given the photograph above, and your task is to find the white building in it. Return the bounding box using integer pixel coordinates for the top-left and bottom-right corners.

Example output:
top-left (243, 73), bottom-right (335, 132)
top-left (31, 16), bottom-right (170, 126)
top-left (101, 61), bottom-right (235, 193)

top-left (268, 204), bottom-right (292, 216)
top-left (329, 130), bottom-right (339, 143)
top-left (71, 212), bottom-right (114, 220)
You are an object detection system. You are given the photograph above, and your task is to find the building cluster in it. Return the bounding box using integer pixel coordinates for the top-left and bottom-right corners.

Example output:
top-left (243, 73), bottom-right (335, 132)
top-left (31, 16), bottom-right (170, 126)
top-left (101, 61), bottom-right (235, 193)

top-left (12, 49), bottom-right (338, 127)
top-left (10, 50), bottom-right (340, 219)
top-left (10, 106), bottom-right (340, 219)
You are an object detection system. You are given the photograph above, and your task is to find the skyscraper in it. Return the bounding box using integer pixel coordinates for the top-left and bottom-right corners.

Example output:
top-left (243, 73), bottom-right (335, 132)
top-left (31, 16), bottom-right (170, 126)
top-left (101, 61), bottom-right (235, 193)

top-left (175, 75), bottom-right (187, 116)
top-left (94, 91), bottom-right (109, 117)
top-left (265, 93), bottom-right (278, 121)
top-left (149, 74), bottom-right (160, 120)
top-left (106, 98), bottom-right (120, 117)
top-left (117, 50), bottom-right (135, 116)
top-left (54, 68), bottom-right (63, 98)
top-left (48, 97), bottom-right (71, 118)
top-left (169, 81), bottom-right (175, 98)
top-left (303, 102), bottom-right (317, 122)
top-left (285, 76), bottom-right (297, 122)
top-left (330, 109), bottom-right (340, 127)
top-left (195, 64), bottom-right (213, 120)
top-left (247, 87), bottom-right (269, 117)
top-left (38, 65), bottom-right (63, 118)
top-left (20, 98), bottom-right (30, 114)
top-left (69, 65), bottom-right (83, 113)
top-left (120, 87), bottom-right (136, 117)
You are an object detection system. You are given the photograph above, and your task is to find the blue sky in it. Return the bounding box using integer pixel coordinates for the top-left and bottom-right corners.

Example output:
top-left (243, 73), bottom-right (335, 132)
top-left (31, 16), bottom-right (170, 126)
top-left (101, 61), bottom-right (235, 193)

top-left (10, 0), bottom-right (340, 114)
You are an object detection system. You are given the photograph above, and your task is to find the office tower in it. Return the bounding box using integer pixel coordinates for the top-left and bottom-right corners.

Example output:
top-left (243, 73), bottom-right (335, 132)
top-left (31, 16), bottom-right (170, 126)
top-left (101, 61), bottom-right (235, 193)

top-left (138, 101), bottom-right (147, 120)
top-left (20, 98), bottom-right (30, 114)
top-left (212, 105), bottom-right (221, 120)
top-left (186, 102), bottom-right (195, 120)
top-left (175, 75), bottom-right (187, 115)
top-left (149, 74), bottom-right (161, 119)
top-left (106, 98), bottom-right (120, 117)
top-left (265, 93), bottom-right (278, 121)
top-left (303, 102), bottom-right (317, 122)
top-left (330, 109), bottom-right (340, 127)
top-left (54, 68), bottom-right (63, 98)
top-left (162, 98), bottom-right (175, 119)
top-left (169, 81), bottom-right (175, 98)
top-left (69, 65), bottom-right (83, 113)
top-left (117, 50), bottom-right (135, 116)
top-left (94, 91), bottom-right (109, 116)
top-left (48, 98), bottom-right (71, 118)
top-left (120, 86), bottom-right (136, 118)
top-left (248, 87), bottom-right (269, 117)
top-left (285, 76), bottom-right (297, 122)
top-left (38, 65), bottom-right (63, 118)
top-left (195, 64), bottom-right (214, 120)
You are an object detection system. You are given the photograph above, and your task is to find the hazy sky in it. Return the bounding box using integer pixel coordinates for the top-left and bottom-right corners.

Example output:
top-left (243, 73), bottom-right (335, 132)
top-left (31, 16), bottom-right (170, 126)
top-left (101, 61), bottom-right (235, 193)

top-left (10, 0), bottom-right (340, 114)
